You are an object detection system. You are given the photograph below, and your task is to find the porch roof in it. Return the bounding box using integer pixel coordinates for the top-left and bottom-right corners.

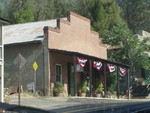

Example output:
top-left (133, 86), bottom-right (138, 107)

top-left (50, 49), bottom-right (130, 68)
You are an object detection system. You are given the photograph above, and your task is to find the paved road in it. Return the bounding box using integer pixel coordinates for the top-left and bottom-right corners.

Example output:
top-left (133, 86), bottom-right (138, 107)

top-left (9, 95), bottom-right (150, 113)
top-left (49, 102), bottom-right (150, 113)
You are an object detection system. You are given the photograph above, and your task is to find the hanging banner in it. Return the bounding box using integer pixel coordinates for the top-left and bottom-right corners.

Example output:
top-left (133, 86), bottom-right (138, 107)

top-left (93, 61), bottom-right (102, 70)
top-left (119, 67), bottom-right (126, 77)
top-left (107, 64), bottom-right (115, 72)
top-left (77, 57), bottom-right (87, 67)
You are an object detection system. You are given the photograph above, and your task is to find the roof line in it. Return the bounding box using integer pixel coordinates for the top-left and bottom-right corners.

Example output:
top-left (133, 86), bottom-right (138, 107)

top-left (49, 49), bottom-right (130, 68)
top-left (0, 17), bottom-right (11, 24)
top-left (4, 40), bottom-right (42, 46)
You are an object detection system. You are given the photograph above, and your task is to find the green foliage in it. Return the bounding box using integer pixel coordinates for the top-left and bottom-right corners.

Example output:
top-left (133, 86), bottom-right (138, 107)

top-left (14, 0), bottom-right (34, 23)
top-left (4, 0), bottom-right (47, 22)
top-left (107, 72), bottom-right (117, 92)
top-left (79, 78), bottom-right (87, 93)
top-left (119, 0), bottom-right (150, 33)
top-left (95, 80), bottom-right (103, 93)
top-left (53, 82), bottom-right (64, 96)
top-left (106, 22), bottom-right (150, 70)
top-left (3, 0), bottom-right (34, 23)
top-left (79, 0), bottom-right (123, 38)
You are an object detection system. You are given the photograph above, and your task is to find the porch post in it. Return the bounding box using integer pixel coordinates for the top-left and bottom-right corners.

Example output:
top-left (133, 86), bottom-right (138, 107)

top-left (127, 68), bottom-right (130, 99)
top-left (73, 54), bottom-right (77, 96)
top-left (89, 60), bottom-right (92, 97)
top-left (117, 66), bottom-right (120, 99)
top-left (104, 63), bottom-right (107, 97)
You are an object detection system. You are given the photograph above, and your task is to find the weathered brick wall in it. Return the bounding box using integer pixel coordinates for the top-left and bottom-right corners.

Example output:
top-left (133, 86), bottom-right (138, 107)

top-left (48, 12), bottom-right (107, 60)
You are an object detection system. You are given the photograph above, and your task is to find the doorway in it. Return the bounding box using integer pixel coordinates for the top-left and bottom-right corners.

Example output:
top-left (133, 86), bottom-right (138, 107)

top-left (68, 63), bottom-right (75, 96)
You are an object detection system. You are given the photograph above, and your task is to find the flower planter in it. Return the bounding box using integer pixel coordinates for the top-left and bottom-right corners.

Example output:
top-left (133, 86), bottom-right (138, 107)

top-left (80, 93), bottom-right (86, 97)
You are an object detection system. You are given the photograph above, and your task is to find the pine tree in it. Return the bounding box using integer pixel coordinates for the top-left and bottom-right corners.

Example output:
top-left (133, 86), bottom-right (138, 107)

top-left (82, 0), bottom-right (123, 38)
top-left (5, 0), bottom-right (34, 23)
top-left (14, 0), bottom-right (34, 23)
top-left (119, 0), bottom-right (150, 33)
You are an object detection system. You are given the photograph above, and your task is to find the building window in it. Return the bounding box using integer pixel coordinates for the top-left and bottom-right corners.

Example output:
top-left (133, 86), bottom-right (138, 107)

top-left (55, 64), bottom-right (62, 82)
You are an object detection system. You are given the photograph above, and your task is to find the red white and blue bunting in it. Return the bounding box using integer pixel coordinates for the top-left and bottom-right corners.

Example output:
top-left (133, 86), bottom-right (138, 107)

top-left (107, 64), bottom-right (116, 73)
top-left (93, 61), bottom-right (102, 70)
top-left (119, 67), bottom-right (126, 77)
top-left (76, 57), bottom-right (126, 77)
top-left (77, 57), bottom-right (87, 67)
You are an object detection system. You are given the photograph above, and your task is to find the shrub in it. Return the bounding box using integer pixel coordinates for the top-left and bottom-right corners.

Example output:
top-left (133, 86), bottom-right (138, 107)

top-left (79, 79), bottom-right (87, 93)
top-left (95, 80), bottom-right (103, 94)
top-left (53, 82), bottom-right (64, 96)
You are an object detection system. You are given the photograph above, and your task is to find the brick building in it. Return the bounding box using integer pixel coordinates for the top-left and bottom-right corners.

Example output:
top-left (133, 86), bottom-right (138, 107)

top-left (3, 12), bottom-right (129, 97)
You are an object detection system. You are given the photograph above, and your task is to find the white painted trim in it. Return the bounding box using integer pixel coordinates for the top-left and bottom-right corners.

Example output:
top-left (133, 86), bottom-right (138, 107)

top-left (55, 64), bottom-right (62, 82)
top-left (1, 26), bottom-right (4, 102)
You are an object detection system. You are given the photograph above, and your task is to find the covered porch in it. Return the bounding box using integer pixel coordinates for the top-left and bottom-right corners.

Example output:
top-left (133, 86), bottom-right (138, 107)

top-left (49, 49), bottom-right (130, 99)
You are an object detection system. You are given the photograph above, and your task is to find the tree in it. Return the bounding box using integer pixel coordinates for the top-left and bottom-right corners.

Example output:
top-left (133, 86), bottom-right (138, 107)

top-left (44, 0), bottom-right (77, 19)
top-left (0, 2), bottom-right (4, 17)
top-left (0, 0), bottom-right (9, 19)
top-left (119, 0), bottom-right (150, 33)
top-left (14, 0), bottom-right (34, 23)
top-left (106, 23), bottom-right (150, 83)
top-left (77, 0), bottom-right (123, 38)
top-left (31, 0), bottom-right (47, 21)
top-left (4, 0), bottom-right (34, 23)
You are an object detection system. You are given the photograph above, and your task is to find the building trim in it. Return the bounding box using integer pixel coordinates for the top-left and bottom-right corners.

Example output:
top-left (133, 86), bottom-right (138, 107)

top-left (69, 12), bottom-right (90, 22)
top-left (49, 49), bottom-right (129, 68)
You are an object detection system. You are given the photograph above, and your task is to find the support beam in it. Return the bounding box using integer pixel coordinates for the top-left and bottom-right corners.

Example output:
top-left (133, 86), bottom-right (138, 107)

top-left (127, 68), bottom-right (130, 99)
top-left (117, 66), bottom-right (120, 99)
top-left (104, 63), bottom-right (107, 97)
top-left (89, 60), bottom-right (92, 97)
top-left (73, 54), bottom-right (77, 96)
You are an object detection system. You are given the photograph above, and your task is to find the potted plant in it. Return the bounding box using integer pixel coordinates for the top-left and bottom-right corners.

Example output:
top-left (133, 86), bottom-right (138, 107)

top-left (79, 79), bottom-right (87, 97)
top-left (53, 82), bottom-right (64, 97)
top-left (95, 80), bottom-right (103, 97)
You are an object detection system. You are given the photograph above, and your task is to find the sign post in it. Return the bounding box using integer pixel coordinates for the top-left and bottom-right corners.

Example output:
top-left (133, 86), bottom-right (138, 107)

top-left (33, 61), bottom-right (38, 95)
top-left (13, 53), bottom-right (26, 105)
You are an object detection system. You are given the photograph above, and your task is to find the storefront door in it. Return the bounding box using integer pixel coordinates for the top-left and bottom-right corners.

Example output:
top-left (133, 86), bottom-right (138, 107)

top-left (68, 63), bottom-right (75, 96)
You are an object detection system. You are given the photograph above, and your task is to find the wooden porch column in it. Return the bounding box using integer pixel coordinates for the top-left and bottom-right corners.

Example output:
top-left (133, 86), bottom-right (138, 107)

top-left (117, 66), bottom-right (120, 99)
top-left (127, 68), bottom-right (130, 99)
top-left (73, 54), bottom-right (77, 96)
top-left (104, 63), bottom-right (107, 97)
top-left (89, 60), bottom-right (92, 97)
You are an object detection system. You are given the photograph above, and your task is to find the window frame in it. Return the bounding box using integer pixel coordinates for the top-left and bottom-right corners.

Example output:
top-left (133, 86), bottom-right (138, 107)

top-left (55, 64), bottom-right (62, 82)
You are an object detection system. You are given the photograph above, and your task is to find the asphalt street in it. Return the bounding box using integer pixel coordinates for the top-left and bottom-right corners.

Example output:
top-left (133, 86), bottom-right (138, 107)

top-left (9, 95), bottom-right (150, 113)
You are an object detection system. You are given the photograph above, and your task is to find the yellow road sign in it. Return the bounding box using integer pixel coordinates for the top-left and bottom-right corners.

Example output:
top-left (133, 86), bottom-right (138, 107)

top-left (33, 61), bottom-right (38, 71)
